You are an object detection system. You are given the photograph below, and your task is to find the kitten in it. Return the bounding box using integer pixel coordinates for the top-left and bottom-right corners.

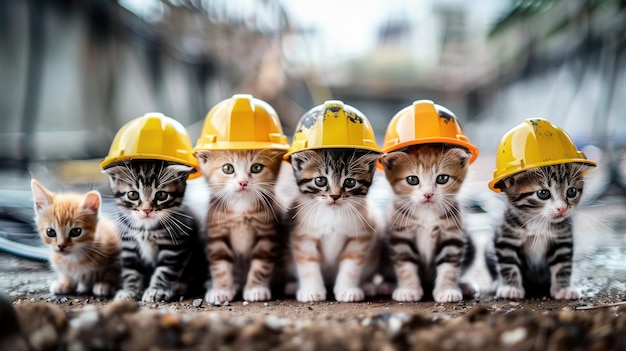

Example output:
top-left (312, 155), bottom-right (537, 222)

top-left (104, 160), bottom-right (207, 302)
top-left (31, 179), bottom-right (120, 296)
top-left (380, 144), bottom-right (474, 303)
top-left (493, 163), bottom-right (590, 300)
top-left (195, 149), bottom-right (285, 304)
top-left (287, 149), bottom-right (381, 303)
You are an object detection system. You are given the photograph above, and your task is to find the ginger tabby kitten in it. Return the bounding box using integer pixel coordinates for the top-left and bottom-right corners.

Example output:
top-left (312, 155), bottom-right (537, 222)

top-left (31, 179), bottom-right (120, 296)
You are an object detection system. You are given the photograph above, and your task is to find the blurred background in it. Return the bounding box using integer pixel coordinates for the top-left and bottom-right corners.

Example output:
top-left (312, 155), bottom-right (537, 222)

top-left (1, 0), bottom-right (626, 258)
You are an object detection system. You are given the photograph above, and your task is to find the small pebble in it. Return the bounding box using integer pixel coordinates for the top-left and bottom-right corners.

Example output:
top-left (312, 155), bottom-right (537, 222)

top-left (500, 327), bottom-right (527, 345)
top-left (263, 303), bottom-right (269, 307)
top-left (192, 299), bottom-right (203, 308)
top-left (243, 301), bottom-right (249, 306)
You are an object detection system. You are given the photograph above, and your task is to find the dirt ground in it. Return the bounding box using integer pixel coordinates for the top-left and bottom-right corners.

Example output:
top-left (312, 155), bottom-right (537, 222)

top-left (4, 248), bottom-right (626, 351)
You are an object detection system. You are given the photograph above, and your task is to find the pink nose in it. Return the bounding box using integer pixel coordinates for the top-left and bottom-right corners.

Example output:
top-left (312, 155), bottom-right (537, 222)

top-left (239, 180), bottom-right (248, 188)
top-left (424, 193), bottom-right (434, 200)
top-left (58, 244), bottom-right (67, 252)
top-left (557, 207), bottom-right (567, 215)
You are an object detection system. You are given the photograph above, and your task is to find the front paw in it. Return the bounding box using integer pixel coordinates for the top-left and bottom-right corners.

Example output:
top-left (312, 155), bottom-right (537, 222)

top-left (433, 288), bottom-right (463, 303)
top-left (206, 288), bottom-right (236, 305)
top-left (392, 287), bottom-right (423, 302)
top-left (93, 283), bottom-right (115, 297)
top-left (243, 286), bottom-right (271, 302)
top-left (115, 289), bottom-right (139, 301)
top-left (334, 287), bottom-right (364, 302)
top-left (496, 285), bottom-right (525, 300)
top-left (296, 288), bottom-right (326, 302)
top-left (51, 280), bottom-right (75, 295)
top-left (142, 288), bottom-right (173, 302)
top-left (552, 286), bottom-right (581, 300)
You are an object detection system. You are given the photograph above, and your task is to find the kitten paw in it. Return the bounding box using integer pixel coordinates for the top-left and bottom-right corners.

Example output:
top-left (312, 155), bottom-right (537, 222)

top-left (206, 288), bottom-right (236, 305)
top-left (76, 282), bottom-right (91, 295)
top-left (296, 288), bottom-right (326, 302)
top-left (552, 287), bottom-right (581, 300)
top-left (392, 287), bottom-right (423, 302)
top-left (243, 286), bottom-right (272, 302)
top-left (93, 283), bottom-right (115, 297)
top-left (142, 288), bottom-right (173, 302)
top-left (496, 285), bottom-right (525, 300)
top-left (50, 280), bottom-right (75, 295)
top-left (114, 290), bottom-right (139, 301)
top-left (334, 287), bottom-right (365, 302)
top-left (459, 281), bottom-right (480, 298)
top-left (433, 288), bottom-right (463, 303)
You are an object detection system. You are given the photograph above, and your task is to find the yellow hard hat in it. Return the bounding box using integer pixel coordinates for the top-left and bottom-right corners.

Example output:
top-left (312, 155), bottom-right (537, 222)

top-left (382, 100), bottom-right (479, 163)
top-left (194, 94), bottom-right (290, 151)
top-left (488, 118), bottom-right (597, 192)
top-left (284, 100), bottom-right (381, 159)
top-left (99, 112), bottom-right (200, 179)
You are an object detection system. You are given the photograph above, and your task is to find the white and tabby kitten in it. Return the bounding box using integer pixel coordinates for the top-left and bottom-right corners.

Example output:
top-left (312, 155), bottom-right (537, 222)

top-left (195, 149), bottom-right (285, 305)
top-left (104, 160), bottom-right (207, 302)
top-left (380, 145), bottom-right (474, 303)
top-left (287, 149), bottom-right (381, 303)
top-left (493, 163), bottom-right (590, 300)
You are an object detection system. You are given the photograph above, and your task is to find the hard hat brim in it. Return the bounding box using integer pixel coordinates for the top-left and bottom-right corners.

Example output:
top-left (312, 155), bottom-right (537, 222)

top-left (488, 159), bottom-right (598, 192)
top-left (382, 137), bottom-right (479, 164)
top-left (99, 154), bottom-right (202, 180)
top-left (283, 145), bottom-right (382, 162)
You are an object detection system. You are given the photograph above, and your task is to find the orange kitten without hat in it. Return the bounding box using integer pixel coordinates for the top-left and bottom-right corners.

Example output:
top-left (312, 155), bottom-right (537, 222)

top-left (31, 179), bottom-right (121, 297)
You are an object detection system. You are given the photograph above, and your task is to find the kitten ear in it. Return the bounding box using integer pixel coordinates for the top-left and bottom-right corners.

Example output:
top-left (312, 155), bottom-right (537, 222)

top-left (290, 152), bottom-right (308, 172)
top-left (102, 166), bottom-right (122, 191)
top-left (380, 152), bottom-right (406, 171)
top-left (167, 164), bottom-right (194, 179)
top-left (80, 191), bottom-right (102, 214)
top-left (194, 151), bottom-right (210, 165)
top-left (31, 179), bottom-right (54, 213)
top-left (448, 147), bottom-right (471, 168)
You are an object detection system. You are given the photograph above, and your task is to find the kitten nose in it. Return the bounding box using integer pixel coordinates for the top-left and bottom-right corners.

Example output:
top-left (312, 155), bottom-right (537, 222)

top-left (57, 244), bottom-right (67, 252)
top-left (424, 193), bottom-right (434, 199)
top-left (557, 207), bottom-right (568, 215)
top-left (239, 180), bottom-right (248, 188)
top-left (330, 194), bottom-right (341, 201)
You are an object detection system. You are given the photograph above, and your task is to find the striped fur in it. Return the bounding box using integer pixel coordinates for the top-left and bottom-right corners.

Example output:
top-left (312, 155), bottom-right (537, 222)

top-left (380, 145), bottom-right (473, 303)
top-left (493, 163), bottom-right (590, 300)
top-left (31, 179), bottom-right (120, 297)
top-left (105, 160), bottom-right (207, 302)
top-left (286, 149), bottom-right (381, 303)
top-left (196, 149), bottom-right (285, 304)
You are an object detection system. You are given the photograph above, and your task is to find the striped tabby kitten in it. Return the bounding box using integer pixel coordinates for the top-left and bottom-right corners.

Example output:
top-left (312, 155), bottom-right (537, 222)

top-left (104, 160), bottom-right (207, 302)
top-left (380, 145), bottom-right (474, 303)
top-left (31, 179), bottom-right (120, 296)
top-left (287, 149), bottom-right (381, 303)
top-left (195, 149), bottom-right (285, 304)
top-left (493, 163), bottom-right (590, 300)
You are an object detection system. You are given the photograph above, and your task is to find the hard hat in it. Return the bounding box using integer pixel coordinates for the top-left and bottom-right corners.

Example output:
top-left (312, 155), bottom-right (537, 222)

top-left (99, 112), bottom-right (200, 179)
top-left (382, 100), bottom-right (479, 163)
top-left (194, 94), bottom-right (290, 151)
top-left (488, 118), bottom-right (597, 192)
top-left (284, 100), bottom-right (381, 159)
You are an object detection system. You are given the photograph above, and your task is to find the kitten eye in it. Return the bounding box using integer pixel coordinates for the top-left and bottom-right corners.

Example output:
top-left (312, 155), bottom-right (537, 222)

top-left (46, 228), bottom-right (56, 238)
top-left (222, 163), bottom-right (235, 174)
top-left (314, 177), bottom-right (328, 187)
top-left (127, 191), bottom-right (139, 201)
top-left (406, 175), bottom-right (419, 186)
top-left (536, 189), bottom-right (551, 200)
top-left (566, 187), bottom-right (578, 198)
top-left (436, 174), bottom-right (450, 185)
top-left (69, 228), bottom-right (82, 238)
top-left (344, 178), bottom-right (356, 188)
top-left (250, 163), bottom-right (264, 174)
top-left (155, 191), bottom-right (168, 202)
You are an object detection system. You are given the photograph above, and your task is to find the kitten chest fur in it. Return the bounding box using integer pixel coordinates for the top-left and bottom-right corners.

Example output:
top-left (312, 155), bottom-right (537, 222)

top-left (411, 206), bottom-right (443, 265)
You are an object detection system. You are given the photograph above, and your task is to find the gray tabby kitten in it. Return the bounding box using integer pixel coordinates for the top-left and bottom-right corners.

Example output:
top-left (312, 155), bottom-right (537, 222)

top-left (104, 160), bottom-right (207, 302)
top-left (493, 163), bottom-right (590, 300)
top-left (287, 149), bottom-right (381, 303)
top-left (380, 145), bottom-right (475, 303)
